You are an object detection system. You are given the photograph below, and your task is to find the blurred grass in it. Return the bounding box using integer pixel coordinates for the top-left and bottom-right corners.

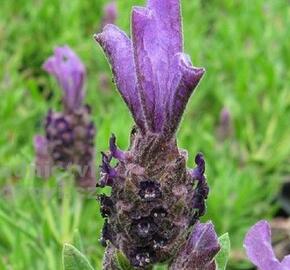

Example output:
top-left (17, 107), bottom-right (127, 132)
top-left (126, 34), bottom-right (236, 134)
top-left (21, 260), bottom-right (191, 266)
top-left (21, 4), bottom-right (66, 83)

top-left (0, 0), bottom-right (289, 269)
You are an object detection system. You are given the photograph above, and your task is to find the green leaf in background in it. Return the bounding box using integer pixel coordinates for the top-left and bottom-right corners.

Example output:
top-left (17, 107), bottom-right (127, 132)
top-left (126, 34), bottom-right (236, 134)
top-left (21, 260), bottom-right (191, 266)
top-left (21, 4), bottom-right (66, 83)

top-left (115, 251), bottom-right (134, 270)
top-left (216, 233), bottom-right (231, 270)
top-left (62, 243), bottom-right (94, 270)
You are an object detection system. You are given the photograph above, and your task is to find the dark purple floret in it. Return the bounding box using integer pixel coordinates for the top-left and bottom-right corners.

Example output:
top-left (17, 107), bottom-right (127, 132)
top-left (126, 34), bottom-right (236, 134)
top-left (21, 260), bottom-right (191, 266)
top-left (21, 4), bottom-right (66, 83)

top-left (131, 217), bottom-right (158, 239)
top-left (191, 153), bottom-right (209, 221)
top-left (99, 194), bottom-right (114, 218)
top-left (130, 247), bottom-right (156, 268)
top-left (101, 220), bottom-right (116, 246)
top-left (138, 180), bottom-right (162, 201)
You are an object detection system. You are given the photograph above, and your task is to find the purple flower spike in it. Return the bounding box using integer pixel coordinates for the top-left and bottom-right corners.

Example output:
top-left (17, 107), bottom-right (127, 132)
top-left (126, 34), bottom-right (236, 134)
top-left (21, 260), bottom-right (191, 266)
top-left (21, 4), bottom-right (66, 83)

top-left (43, 46), bottom-right (85, 112)
top-left (96, 1), bottom-right (212, 268)
top-left (37, 46), bottom-right (96, 187)
top-left (244, 220), bottom-right (290, 270)
top-left (170, 222), bottom-right (220, 270)
top-left (95, 0), bottom-right (204, 137)
top-left (101, 1), bottom-right (118, 29)
top-left (217, 107), bottom-right (233, 141)
top-left (34, 135), bottom-right (51, 178)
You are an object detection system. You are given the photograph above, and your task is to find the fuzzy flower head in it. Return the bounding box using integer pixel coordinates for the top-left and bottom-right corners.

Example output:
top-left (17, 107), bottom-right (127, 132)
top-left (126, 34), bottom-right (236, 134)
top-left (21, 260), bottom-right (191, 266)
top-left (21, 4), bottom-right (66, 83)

top-left (244, 220), bottom-right (290, 270)
top-left (95, 0), bottom-right (210, 268)
top-left (43, 46), bottom-right (86, 112)
top-left (95, 0), bottom-right (204, 138)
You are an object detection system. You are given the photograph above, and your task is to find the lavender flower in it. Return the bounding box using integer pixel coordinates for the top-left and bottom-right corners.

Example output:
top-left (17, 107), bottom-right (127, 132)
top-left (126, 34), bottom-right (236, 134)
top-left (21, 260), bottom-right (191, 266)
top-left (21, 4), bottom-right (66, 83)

top-left (244, 220), bottom-right (290, 270)
top-left (217, 107), bottom-right (233, 141)
top-left (95, 0), bottom-right (217, 268)
top-left (101, 1), bottom-right (118, 30)
top-left (35, 46), bottom-right (96, 187)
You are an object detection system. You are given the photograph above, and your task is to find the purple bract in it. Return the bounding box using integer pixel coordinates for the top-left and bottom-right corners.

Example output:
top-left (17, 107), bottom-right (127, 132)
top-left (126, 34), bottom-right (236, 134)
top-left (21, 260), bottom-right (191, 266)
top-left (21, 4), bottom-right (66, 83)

top-left (43, 46), bottom-right (85, 112)
top-left (244, 220), bottom-right (290, 270)
top-left (95, 0), bottom-right (204, 137)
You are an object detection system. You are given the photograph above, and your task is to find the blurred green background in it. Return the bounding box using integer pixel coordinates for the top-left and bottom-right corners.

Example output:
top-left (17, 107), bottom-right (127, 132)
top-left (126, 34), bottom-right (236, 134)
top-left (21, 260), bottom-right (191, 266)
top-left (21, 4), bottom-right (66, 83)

top-left (0, 0), bottom-right (289, 269)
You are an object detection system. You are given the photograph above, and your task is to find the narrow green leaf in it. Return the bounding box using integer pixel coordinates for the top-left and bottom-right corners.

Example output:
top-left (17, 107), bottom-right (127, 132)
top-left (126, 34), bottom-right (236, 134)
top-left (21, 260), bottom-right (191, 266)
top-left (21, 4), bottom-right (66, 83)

top-left (62, 244), bottom-right (94, 270)
top-left (216, 233), bottom-right (231, 270)
top-left (115, 251), bottom-right (134, 270)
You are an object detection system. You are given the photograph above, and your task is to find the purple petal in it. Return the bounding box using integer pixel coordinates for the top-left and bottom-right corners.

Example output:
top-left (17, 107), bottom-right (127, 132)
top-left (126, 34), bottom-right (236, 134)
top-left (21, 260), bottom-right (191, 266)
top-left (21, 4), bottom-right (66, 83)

top-left (99, 152), bottom-right (117, 187)
top-left (164, 53), bottom-right (204, 136)
top-left (43, 46), bottom-right (85, 111)
top-left (94, 25), bottom-right (145, 131)
top-left (244, 220), bottom-right (282, 270)
top-left (132, 2), bottom-right (182, 132)
top-left (191, 152), bottom-right (206, 180)
top-left (132, 6), bottom-right (162, 132)
top-left (170, 222), bottom-right (220, 270)
top-left (95, 0), bottom-right (205, 137)
top-left (109, 134), bottom-right (126, 161)
top-left (131, 0), bottom-right (183, 133)
top-left (147, 0), bottom-right (182, 53)
top-left (282, 256), bottom-right (290, 269)
top-left (131, 1), bottom-right (203, 134)
top-left (187, 222), bottom-right (220, 255)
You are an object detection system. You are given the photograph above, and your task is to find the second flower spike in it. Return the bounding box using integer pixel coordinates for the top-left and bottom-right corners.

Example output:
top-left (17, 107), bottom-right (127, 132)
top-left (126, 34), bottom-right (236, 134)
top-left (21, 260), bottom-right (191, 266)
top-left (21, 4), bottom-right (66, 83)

top-left (35, 46), bottom-right (96, 187)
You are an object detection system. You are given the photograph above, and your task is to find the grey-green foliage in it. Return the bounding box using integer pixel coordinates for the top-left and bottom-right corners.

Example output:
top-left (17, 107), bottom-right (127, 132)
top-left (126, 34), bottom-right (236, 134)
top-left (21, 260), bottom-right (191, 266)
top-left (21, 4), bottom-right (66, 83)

top-left (63, 244), bottom-right (94, 270)
top-left (216, 233), bottom-right (231, 270)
